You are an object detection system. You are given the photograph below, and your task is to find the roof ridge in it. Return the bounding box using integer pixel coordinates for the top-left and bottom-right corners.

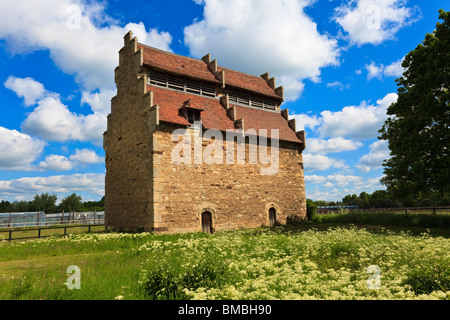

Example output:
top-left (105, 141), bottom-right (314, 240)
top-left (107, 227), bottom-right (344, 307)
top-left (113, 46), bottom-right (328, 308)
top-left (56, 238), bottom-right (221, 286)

top-left (138, 43), bottom-right (269, 82)
top-left (218, 65), bottom-right (266, 80)
top-left (137, 42), bottom-right (206, 65)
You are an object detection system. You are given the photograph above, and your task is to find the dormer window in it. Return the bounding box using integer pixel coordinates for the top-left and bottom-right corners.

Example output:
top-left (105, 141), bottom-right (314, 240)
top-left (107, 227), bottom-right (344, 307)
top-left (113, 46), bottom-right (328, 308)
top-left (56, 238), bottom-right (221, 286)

top-left (180, 99), bottom-right (204, 125)
top-left (187, 109), bottom-right (201, 124)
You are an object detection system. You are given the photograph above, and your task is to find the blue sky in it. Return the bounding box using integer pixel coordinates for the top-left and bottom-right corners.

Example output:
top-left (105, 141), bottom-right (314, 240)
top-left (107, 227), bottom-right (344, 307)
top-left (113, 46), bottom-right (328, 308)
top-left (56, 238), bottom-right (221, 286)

top-left (0, 0), bottom-right (447, 202)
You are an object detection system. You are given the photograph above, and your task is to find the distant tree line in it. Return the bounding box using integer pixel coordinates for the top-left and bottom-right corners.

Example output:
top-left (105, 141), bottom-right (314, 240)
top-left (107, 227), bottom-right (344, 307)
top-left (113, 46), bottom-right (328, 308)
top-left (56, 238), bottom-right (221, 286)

top-left (0, 193), bottom-right (105, 213)
top-left (310, 189), bottom-right (450, 209)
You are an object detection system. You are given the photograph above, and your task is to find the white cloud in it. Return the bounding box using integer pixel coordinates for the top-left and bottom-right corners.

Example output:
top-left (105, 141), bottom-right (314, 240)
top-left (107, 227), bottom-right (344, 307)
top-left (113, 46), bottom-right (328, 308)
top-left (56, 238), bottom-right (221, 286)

top-left (184, 0), bottom-right (339, 101)
top-left (307, 137), bottom-right (362, 154)
top-left (365, 61), bottom-right (385, 79)
top-left (81, 89), bottom-right (115, 114)
top-left (290, 113), bottom-right (321, 131)
top-left (365, 57), bottom-right (404, 79)
top-left (303, 153), bottom-right (347, 172)
top-left (5, 77), bottom-right (111, 145)
top-left (333, 0), bottom-right (417, 46)
top-left (383, 58), bottom-right (404, 77)
top-left (38, 155), bottom-right (73, 171)
top-left (4, 76), bottom-right (47, 106)
top-left (305, 173), bottom-right (384, 201)
top-left (326, 174), bottom-right (363, 187)
top-left (318, 92), bottom-right (397, 140)
top-left (37, 149), bottom-right (103, 172)
top-left (0, 127), bottom-right (46, 170)
top-left (69, 149), bottom-right (103, 165)
top-left (0, 0), bottom-right (172, 91)
top-left (326, 81), bottom-right (349, 90)
top-left (304, 175), bottom-right (327, 184)
top-left (356, 139), bottom-right (390, 172)
top-left (21, 96), bottom-right (83, 142)
top-left (0, 173), bottom-right (105, 201)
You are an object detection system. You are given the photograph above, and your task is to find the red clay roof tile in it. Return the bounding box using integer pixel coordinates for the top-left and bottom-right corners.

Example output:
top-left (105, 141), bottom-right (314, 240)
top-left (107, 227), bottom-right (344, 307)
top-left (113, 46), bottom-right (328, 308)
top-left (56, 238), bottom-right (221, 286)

top-left (138, 43), bottom-right (281, 99)
top-left (233, 104), bottom-right (302, 143)
top-left (139, 43), bottom-right (219, 83)
top-left (148, 84), bottom-right (302, 144)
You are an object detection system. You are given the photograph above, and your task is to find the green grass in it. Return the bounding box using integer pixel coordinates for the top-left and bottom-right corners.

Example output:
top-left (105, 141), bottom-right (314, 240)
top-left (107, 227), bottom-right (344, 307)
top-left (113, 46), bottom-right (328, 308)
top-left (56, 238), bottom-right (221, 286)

top-left (0, 223), bottom-right (449, 300)
top-left (311, 211), bottom-right (450, 230)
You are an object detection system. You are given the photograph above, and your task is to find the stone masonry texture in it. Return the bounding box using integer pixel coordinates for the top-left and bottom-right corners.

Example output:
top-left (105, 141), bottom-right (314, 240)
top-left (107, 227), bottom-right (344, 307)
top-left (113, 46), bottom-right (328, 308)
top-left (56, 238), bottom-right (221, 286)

top-left (103, 31), bottom-right (307, 233)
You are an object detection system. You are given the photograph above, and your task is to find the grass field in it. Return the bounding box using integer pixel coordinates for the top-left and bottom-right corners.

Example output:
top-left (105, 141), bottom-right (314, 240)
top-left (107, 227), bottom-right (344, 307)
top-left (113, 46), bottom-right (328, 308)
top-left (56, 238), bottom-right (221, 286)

top-left (0, 219), bottom-right (449, 300)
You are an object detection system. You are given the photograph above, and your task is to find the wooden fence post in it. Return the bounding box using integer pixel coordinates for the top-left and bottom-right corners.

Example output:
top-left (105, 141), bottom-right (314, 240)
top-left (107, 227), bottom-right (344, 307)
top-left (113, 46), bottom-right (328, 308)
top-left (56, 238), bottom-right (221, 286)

top-left (9, 212), bottom-right (11, 228)
top-left (8, 230), bottom-right (12, 241)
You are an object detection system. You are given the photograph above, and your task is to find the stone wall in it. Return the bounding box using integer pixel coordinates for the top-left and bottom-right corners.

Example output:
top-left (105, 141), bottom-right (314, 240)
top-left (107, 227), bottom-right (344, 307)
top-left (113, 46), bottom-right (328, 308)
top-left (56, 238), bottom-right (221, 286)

top-left (151, 123), bottom-right (307, 233)
top-left (104, 31), bottom-right (306, 233)
top-left (104, 32), bottom-right (156, 231)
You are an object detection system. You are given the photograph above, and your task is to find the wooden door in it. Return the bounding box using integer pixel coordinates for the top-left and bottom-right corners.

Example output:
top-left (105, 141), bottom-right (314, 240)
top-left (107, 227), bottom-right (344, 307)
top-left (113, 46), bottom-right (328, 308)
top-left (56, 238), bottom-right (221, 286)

top-left (202, 211), bottom-right (212, 233)
top-left (269, 207), bottom-right (276, 227)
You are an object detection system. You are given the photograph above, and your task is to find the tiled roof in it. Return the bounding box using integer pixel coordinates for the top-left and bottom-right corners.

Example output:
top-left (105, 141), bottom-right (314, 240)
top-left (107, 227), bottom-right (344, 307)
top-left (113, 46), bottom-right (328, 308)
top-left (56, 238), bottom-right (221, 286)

top-left (149, 85), bottom-right (234, 132)
top-left (138, 43), bottom-right (281, 99)
top-left (148, 85), bottom-right (302, 144)
top-left (138, 43), bottom-right (219, 84)
top-left (233, 105), bottom-right (301, 143)
top-left (219, 67), bottom-right (280, 99)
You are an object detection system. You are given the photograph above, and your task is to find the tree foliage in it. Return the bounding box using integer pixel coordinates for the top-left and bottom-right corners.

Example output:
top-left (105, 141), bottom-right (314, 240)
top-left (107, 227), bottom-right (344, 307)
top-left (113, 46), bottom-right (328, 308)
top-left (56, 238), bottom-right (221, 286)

top-left (379, 10), bottom-right (450, 201)
top-left (59, 193), bottom-right (83, 212)
top-left (0, 193), bottom-right (104, 213)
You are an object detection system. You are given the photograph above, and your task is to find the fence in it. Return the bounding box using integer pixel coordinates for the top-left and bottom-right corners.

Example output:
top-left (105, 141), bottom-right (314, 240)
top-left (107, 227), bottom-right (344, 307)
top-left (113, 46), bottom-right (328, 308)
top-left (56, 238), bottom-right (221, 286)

top-left (0, 211), bottom-right (105, 229)
top-left (0, 224), bottom-right (104, 241)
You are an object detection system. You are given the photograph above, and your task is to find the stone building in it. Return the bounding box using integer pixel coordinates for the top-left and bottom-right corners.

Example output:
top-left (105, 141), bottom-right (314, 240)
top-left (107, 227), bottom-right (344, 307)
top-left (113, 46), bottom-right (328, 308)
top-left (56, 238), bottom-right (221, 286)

top-left (103, 31), bottom-right (307, 233)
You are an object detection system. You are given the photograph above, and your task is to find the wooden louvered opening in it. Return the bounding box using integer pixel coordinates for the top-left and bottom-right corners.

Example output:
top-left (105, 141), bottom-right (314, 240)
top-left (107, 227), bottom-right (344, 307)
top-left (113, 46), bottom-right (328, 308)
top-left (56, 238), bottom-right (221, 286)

top-left (225, 88), bottom-right (279, 110)
top-left (148, 70), bottom-right (216, 98)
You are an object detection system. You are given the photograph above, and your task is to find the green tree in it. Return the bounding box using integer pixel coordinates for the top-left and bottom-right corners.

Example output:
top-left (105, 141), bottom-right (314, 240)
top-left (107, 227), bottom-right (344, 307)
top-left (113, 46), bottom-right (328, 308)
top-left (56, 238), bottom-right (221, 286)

top-left (11, 200), bottom-right (29, 212)
top-left (59, 193), bottom-right (83, 212)
top-left (306, 199), bottom-right (317, 220)
top-left (29, 193), bottom-right (58, 213)
top-left (379, 10), bottom-right (450, 201)
top-left (359, 192), bottom-right (371, 208)
top-left (0, 200), bottom-right (12, 213)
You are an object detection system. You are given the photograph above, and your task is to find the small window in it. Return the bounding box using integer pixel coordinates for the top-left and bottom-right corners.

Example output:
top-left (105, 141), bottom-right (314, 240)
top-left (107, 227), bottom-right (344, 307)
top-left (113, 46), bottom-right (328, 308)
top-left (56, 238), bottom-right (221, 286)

top-left (187, 109), bottom-right (201, 124)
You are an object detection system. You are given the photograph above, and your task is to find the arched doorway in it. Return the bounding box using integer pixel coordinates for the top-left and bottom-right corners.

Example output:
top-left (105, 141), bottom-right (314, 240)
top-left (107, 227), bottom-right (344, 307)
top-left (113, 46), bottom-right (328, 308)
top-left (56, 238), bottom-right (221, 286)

top-left (201, 211), bottom-right (212, 234)
top-left (268, 207), bottom-right (276, 227)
